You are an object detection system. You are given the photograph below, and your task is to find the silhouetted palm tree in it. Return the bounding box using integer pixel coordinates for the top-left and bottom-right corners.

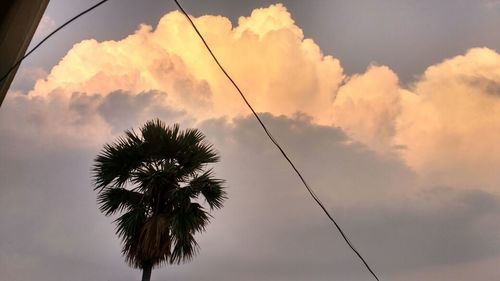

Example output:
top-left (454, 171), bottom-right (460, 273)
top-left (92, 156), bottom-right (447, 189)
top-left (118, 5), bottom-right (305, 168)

top-left (92, 119), bottom-right (226, 281)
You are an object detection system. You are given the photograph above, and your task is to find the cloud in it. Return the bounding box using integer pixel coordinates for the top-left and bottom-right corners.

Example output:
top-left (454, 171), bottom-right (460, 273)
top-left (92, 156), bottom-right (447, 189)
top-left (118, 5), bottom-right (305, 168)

top-left (332, 65), bottom-right (408, 153)
top-left (18, 4), bottom-right (500, 189)
top-left (395, 48), bottom-right (500, 188)
top-left (1, 113), bottom-right (499, 281)
top-left (332, 48), bottom-right (500, 190)
top-left (9, 66), bottom-right (48, 92)
top-left (0, 89), bottom-right (191, 149)
top-left (482, 0), bottom-right (500, 9)
top-left (2, 4), bottom-right (500, 279)
top-left (29, 4), bottom-right (344, 125)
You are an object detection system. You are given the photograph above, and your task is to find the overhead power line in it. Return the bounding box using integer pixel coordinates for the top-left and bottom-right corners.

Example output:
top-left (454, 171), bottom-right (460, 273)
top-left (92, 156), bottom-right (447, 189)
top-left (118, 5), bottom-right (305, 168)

top-left (173, 1), bottom-right (381, 280)
top-left (0, 0), bottom-right (111, 85)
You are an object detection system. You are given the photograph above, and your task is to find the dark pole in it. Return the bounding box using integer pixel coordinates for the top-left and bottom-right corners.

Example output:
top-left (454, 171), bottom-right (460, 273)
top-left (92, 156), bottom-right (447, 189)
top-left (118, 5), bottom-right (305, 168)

top-left (141, 263), bottom-right (153, 281)
top-left (0, 0), bottom-right (49, 106)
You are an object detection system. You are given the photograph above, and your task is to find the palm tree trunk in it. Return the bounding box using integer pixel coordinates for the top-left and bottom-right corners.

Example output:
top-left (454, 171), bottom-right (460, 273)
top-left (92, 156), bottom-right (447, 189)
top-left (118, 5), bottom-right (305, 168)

top-left (141, 263), bottom-right (152, 281)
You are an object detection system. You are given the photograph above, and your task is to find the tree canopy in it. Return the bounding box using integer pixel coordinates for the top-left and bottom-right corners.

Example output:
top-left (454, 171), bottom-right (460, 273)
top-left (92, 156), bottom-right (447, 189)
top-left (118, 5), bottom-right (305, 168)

top-left (92, 119), bottom-right (226, 280)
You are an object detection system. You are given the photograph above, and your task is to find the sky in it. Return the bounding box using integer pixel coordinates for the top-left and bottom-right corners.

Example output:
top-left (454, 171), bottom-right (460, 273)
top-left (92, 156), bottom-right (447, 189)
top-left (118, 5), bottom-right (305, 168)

top-left (2, 1), bottom-right (500, 280)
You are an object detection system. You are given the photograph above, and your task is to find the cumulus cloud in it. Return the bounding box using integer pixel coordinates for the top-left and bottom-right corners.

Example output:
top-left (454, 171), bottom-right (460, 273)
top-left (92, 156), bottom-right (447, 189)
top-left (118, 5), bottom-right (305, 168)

top-left (395, 48), bottom-right (500, 188)
top-left (3, 4), bottom-right (500, 278)
top-left (333, 48), bottom-right (500, 190)
top-left (16, 4), bottom-right (500, 189)
top-left (332, 65), bottom-right (408, 153)
top-left (29, 4), bottom-right (343, 126)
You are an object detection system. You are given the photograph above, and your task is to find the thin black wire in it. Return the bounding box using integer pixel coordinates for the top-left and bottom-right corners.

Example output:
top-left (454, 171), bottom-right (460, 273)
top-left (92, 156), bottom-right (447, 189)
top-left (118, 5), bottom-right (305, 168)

top-left (0, 0), bottom-right (380, 278)
top-left (0, 0), bottom-right (111, 85)
top-left (173, 1), bottom-right (380, 280)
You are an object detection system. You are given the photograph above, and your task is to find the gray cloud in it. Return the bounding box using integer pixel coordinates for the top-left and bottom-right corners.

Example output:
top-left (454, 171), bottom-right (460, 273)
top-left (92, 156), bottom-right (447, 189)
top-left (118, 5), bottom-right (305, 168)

top-left (1, 109), bottom-right (499, 281)
top-left (3, 1), bottom-right (500, 279)
top-left (95, 90), bottom-right (187, 133)
top-left (466, 77), bottom-right (500, 96)
top-left (9, 67), bottom-right (48, 92)
top-left (482, 0), bottom-right (500, 8)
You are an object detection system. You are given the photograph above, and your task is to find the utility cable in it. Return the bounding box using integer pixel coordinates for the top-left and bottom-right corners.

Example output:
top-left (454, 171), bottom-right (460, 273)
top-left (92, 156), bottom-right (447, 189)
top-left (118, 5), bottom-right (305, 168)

top-left (173, 1), bottom-right (380, 280)
top-left (0, 0), bottom-right (111, 85)
top-left (0, 0), bottom-right (381, 278)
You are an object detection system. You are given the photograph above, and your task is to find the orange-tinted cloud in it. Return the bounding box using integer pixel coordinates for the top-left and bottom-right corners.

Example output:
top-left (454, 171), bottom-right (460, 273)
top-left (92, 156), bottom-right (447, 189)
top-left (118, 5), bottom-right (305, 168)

top-left (31, 4), bottom-right (343, 124)
top-left (395, 48), bottom-right (500, 188)
top-left (332, 65), bottom-right (408, 153)
top-left (11, 4), bottom-right (500, 189)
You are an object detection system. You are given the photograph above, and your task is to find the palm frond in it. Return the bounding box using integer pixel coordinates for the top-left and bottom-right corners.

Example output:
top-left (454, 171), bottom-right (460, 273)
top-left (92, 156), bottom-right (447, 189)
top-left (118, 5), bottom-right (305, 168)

top-left (170, 232), bottom-right (199, 264)
top-left (141, 120), bottom-right (180, 161)
top-left (171, 202), bottom-right (210, 235)
top-left (97, 188), bottom-right (144, 216)
top-left (131, 163), bottom-right (178, 193)
top-left (188, 170), bottom-right (226, 209)
top-left (114, 206), bottom-right (147, 242)
top-left (92, 119), bottom-right (226, 269)
top-left (174, 128), bottom-right (220, 176)
top-left (169, 202), bottom-right (209, 264)
top-left (92, 130), bottom-right (143, 190)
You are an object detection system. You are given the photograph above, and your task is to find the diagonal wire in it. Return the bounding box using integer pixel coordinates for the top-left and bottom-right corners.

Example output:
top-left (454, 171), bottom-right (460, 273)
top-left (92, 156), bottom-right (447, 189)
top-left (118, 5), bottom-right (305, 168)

top-left (0, 0), bottom-right (380, 278)
top-left (0, 0), bottom-right (111, 85)
top-left (173, 1), bottom-right (380, 280)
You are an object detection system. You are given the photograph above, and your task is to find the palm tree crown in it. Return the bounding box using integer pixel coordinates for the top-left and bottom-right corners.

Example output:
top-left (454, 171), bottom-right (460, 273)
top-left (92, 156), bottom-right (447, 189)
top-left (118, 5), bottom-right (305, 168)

top-left (92, 119), bottom-right (226, 279)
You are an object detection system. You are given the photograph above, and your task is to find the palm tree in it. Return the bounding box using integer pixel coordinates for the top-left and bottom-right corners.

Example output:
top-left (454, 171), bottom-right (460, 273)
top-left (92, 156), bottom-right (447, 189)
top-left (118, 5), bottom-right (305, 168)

top-left (92, 119), bottom-right (226, 281)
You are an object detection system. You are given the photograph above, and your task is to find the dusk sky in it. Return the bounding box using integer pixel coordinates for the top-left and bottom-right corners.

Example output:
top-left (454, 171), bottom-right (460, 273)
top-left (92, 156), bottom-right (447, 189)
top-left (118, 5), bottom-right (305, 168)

top-left (2, 1), bottom-right (500, 280)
